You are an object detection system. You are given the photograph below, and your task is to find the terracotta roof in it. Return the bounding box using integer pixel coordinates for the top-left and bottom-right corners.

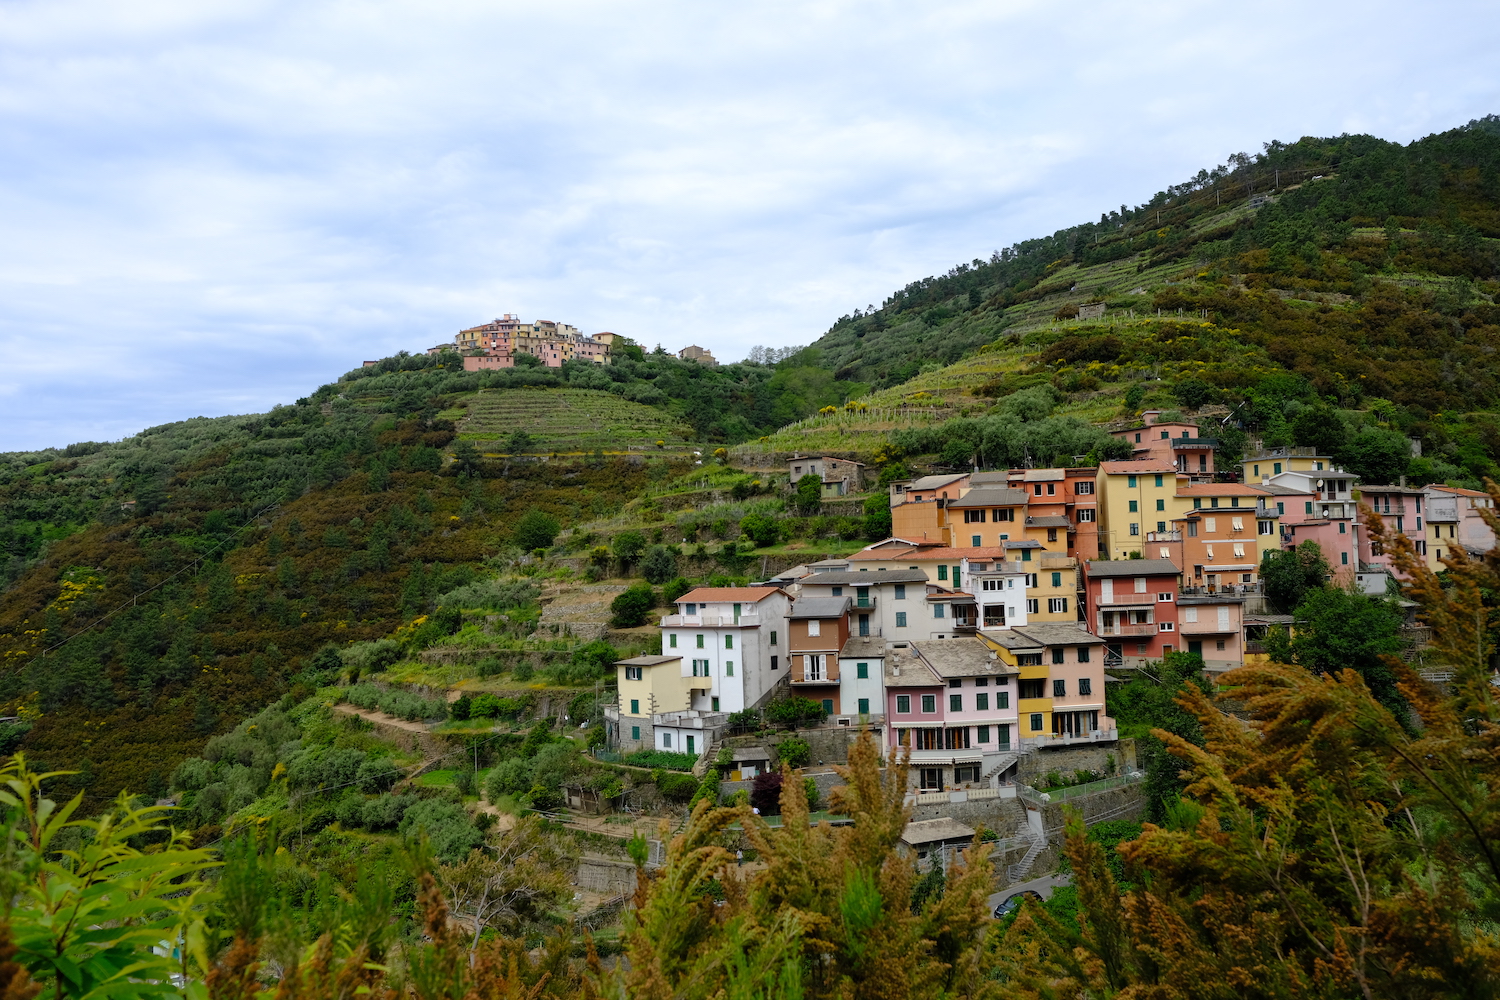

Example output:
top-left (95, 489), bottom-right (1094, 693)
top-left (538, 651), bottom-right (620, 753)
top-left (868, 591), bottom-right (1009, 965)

top-left (1176, 483), bottom-right (1272, 496)
top-left (676, 587), bottom-right (784, 603)
top-left (1099, 460), bottom-right (1181, 475)
top-left (948, 487), bottom-right (1028, 508)
top-left (853, 545), bottom-right (1007, 562)
top-left (1428, 485), bottom-right (1492, 498)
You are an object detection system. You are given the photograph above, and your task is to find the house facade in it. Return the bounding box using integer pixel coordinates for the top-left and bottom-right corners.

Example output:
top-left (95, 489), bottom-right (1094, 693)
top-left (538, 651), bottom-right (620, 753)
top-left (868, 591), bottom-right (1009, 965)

top-left (1111, 411), bottom-right (1218, 479)
top-left (787, 596), bottom-right (852, 715)
top-left (1081, 558), bottom-right (1183, 667)
top-left (660, 587), bottom-right (792, 714)
top-left (981, 622), bottom-right (1113, 745)
top-left (793, 569), bottom-right (930, 643)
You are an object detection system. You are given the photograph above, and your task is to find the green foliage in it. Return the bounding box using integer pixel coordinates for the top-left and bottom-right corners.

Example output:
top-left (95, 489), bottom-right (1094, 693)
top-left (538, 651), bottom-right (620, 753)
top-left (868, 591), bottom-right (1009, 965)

top-left (512, 509), bottom-right (561, 551)
top-left (862, 492), bottom-right (892, 540)
top-left (793, 474), bottom-right (822, 514)
top-left (1288, 586), bottom-right (1407, 718)
top-left (739, 511), bottom-right (781, 548)
top-left (776, 736), bottom-right (812, 769)
top-left (432, 577), bottom-right (539, 612)
top-left (1260, 540), bottom-right (1332, 614)
top-left (764, 696), bottom-right (828, 729)
top-left (640, 544), bottom-right (678, 584)
top-left (398, 798), bottom-right (483, 863)
top-left (1106, 652), bottom-right (1210, 820)
top-left (655, 771), bottom-right (700, 802)
top-left (623, 749), bottom-right (699, 770)
top-left (342, 682), bottom-right (449, 722)
top-left (609, 582), bottom-right (656, 627)
top-left (546, 640), bottom-right (619, 686)
top-left (662, 576), bottom-right (693, 604)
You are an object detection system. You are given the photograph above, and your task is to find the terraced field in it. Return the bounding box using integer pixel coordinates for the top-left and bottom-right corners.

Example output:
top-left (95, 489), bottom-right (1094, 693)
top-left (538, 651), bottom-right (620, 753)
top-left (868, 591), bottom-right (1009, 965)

top-left (453, 387), bottom-right (698, 455)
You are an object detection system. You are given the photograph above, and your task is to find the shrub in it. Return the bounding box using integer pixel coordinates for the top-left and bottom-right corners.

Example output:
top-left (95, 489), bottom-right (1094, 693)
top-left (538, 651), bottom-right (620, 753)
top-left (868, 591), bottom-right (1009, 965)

top-left (361, 793), bottom-right (416, 830)
top-left (656, 771), bottom-right (700, 803)
top-left (610, 583), bottom-right (657, 627)
top-left (471, 693), bottom-right (503, 718)
top-left (794, 474), bottom-right (822, 514)
top-left (764, 696), bottom-right (827, 729)
top-left (641, 544), bottom-right (678, 584)
top-left (740, 512), bottom-right (781, 548)
top-left (527, 782), bottom-right (563, 810)
top-left (450, 693), bottom-right (473, 721)
top-left (513, 509), bottom-right (561, 551)
top-left (750, 771), bottom-right (783, 816)
top-left (662, 576), bottom-right (693, 604)
top-left (398, 798), bottom-right (483, 863)
top-left (486, 758), bottom-right (534, 800)
top-left (343, 639), bottom-right (402, 675)
top-left (433, 578), bottom-right (539, 612)
top-left (512, 660), bottom-right (535, 682)
top-left (803, 776), bottom-right (820, 810)
top-left (355, 756), bottom-right (401, 793)
top-left (453, 769), bottom-right (476, 797)
top-left (777, 736), bottom-right (812, 769)
top-left (623, 749), bottom-right (699, 770)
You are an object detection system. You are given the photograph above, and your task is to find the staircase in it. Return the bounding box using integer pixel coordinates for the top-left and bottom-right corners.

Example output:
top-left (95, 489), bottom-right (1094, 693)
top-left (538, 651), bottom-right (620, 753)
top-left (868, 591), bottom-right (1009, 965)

top-left (692, 737), bottom-right (721, 778)
top-left (1006, 834), bottom-right (1048, 882)
top-left (982, 743), bottom-right (1038, 786)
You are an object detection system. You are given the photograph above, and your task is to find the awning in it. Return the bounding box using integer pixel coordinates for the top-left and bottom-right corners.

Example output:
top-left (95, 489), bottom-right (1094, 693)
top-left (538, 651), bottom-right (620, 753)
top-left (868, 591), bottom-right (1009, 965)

top-left (1202, 564), bottom-right (1256, 571)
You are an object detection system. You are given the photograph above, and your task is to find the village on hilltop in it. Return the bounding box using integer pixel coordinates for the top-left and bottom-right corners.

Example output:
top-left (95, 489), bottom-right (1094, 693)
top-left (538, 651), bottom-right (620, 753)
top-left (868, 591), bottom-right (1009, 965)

top-left (364, 313), bottom-right (719, 371)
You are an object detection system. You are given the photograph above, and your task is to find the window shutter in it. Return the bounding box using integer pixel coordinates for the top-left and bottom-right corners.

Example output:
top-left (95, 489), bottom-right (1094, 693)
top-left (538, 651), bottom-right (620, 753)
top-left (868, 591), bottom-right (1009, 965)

top-left (1134, 577), bottom-right (1147, 593)
top-left (1184, 607), bottom-right (1198, 623)
top-left (1218, 606), bottom-right (1231, 629)
top-left (1101, 579), bottom-right (1113, 601)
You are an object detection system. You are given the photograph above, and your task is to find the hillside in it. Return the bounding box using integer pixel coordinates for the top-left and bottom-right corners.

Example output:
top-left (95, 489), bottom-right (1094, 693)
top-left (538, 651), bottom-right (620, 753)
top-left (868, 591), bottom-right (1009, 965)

top-left (4, 113), bottom-right (1500, 805)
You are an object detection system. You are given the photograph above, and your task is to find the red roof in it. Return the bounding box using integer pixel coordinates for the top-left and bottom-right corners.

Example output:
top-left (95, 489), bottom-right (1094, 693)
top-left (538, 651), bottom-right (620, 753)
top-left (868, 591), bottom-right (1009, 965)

top-left (1429, 485), bottom-right (1493, 498)
top-left (1099, 460), bottom-right (1181, 475)
top-left (676, 587), bottom-right (784, 604)
top-left (853, 545), bottom-right (1008, 562)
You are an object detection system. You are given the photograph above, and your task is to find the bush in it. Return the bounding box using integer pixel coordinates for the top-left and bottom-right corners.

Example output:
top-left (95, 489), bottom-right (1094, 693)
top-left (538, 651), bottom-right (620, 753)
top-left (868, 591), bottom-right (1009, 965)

top-left (398, 798), bottom-right (483, 863)
top-left (750, 771), bottom-right (783, 816)
top-left (450, 693), bottom-right (473, 721)
top-left (656, 771), bottom-right (701, 802)
top-left (641, 545), bottom-right (678, 584)
top-left (513, 509), bottom-right (561, 551)
top-left (512, 660), bottom-right (535, 682)
top-left (803, 776), bottom-right (820, 810)
top-left (764, 696), bottom-right (827, 729)
top-left (355, 757), bottom-right (401, 793)
top-left (471, 693), bottom-right (503, 718)
top-left (343, 639), bottom-right (402, 675)
top-left (362, 793), bottom-right (416, 830)
top-left (623, 749), bottom-right (699, 770)
top-left (794, 474), bottom-right (822, 514)
top-left (776, 736), bottom-right (812, 769)
top-left (485, 758), bottom-right (533, 801)
top-left (662, 576), bottom-right (693, 604)
top-left (343, 683), bottom-right (449, 722)
top-left (547, 640), bottom-right (620, 687)
top-left (740, 512), bottom-right (781, 548)
top-left (610, 583), bottom-right (657, 627)
top-left (433, 577), bottom-right (539, 612)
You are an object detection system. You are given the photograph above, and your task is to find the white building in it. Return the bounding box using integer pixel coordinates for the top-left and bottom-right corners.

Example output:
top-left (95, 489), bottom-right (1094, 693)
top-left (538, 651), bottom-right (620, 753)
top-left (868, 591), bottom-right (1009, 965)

top-left (959, 556), bottom-right (1032, 630)
top-left (659, 587), bottom-right (792, 714)
top-left (836, 633), bottom-right (887, 725)
top-left (792, 569), bottom-right (931, 642)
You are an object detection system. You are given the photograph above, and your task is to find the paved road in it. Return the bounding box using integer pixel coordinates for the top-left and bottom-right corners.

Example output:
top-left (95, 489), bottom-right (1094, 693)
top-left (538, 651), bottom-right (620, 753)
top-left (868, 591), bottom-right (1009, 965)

top-left (987, 872), bottom-right (1072, 913)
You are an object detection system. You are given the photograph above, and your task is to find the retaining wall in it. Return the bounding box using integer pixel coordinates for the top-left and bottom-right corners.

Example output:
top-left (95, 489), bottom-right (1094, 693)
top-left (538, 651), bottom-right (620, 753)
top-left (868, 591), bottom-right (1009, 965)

top-left (1013, 739), bottom-right (1138, 785)
top-left (576, 855), bottom-right (639, 895)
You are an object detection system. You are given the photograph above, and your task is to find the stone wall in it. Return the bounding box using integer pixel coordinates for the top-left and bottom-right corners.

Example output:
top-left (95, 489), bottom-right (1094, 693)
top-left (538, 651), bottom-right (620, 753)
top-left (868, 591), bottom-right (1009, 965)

top-left (1013, 739), bottom-right (1138, 785)
top-left (722, 725), bottom-right (883, 768)
top-left (576, 855), bottom-right (638, 896)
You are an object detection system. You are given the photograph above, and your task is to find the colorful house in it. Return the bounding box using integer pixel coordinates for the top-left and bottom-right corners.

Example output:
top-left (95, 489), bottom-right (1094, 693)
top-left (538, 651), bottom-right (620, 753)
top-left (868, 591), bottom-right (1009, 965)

top-left (1081, 558), bottom-right (1183, 667)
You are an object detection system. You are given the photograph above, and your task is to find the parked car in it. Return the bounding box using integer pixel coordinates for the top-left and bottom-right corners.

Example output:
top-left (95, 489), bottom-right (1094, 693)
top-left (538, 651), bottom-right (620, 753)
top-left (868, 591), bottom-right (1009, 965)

top-left (992, 889), bottom-right (1043, 919)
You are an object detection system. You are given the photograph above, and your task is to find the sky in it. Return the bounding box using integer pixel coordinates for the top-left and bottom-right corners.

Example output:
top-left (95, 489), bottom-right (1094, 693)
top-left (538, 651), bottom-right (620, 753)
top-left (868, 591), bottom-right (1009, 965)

top-left (1, 0), bottom-right (1497, 453)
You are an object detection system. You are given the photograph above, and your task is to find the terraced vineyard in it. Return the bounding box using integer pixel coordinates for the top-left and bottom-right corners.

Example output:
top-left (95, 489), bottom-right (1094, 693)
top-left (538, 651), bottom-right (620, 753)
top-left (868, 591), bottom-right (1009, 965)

top-left (454, 387), bottom-right (699, 455)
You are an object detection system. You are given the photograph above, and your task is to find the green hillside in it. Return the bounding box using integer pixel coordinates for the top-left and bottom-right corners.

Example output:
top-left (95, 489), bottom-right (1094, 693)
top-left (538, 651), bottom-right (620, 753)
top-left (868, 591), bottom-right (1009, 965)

top-left (452, 386), bottom-right (698, 455)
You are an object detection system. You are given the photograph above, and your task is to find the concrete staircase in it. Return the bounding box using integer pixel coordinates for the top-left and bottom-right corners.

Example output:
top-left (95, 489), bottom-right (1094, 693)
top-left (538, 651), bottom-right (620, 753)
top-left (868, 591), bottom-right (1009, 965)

top-left (1006, 835), bottom-right (1048, 882)
top-left (692, 737), bottom-right (721, 779)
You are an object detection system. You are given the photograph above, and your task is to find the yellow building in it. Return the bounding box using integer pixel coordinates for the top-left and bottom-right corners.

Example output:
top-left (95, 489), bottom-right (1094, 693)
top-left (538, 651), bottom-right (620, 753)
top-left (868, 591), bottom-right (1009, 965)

top-left (1241, 447), bottom-right (1341, 482)
top-left (1095, 461), bottom-right (1192, 560)
top-left (608, 654), bottom-right (703, 751)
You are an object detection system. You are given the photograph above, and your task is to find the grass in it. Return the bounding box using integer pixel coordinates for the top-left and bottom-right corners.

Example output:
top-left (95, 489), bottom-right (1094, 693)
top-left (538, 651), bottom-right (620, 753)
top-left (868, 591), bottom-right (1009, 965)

top-left (450, 388), bottom-right (698, 455)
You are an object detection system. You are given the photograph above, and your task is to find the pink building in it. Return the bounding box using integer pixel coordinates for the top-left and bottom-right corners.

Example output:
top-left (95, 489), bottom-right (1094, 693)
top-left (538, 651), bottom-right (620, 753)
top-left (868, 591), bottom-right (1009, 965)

top-left (883, 638), bottom-right (1020, 791)
top-left (463, 352), bottom-right (515, 372)
top-left (1177, 595), bottom-right (1245, 673)
top-left (1358, 485), bottom-right (1428, 577)
top-left (1111, 410), bottom-right (1217, 480)
top-left (1424, 485), bottom-right (1496, 568)
top-left (1082, 558), bottom-right (1182, 667)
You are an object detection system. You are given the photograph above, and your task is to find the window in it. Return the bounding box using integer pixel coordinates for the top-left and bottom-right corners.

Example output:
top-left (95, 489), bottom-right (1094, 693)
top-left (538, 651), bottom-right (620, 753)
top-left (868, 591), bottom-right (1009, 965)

top-left (952, 564), bottom-right (961, 579)
top-left (663, 733), bottom-right (672, 748)
top-left (921, 694), bottom-right (936, 713)
top-left (832, 586), bottom-right (842, 595)
top-left (711, 697), bottom-right (720, 711)
top-left (997, 691), bottom-right (1009, 709)
top-left (807, 619), bottom-right (820, 637)
top-left (1259, 520), bottom-right (1274, 535)
top-left (770, 630), bottom-right (778, 646)
top-left (933, 604), bottom-right (946, 619)
top-left (1026, 598), bottom-right (1039, 614)
top-left (725, 661), bottom-right (734, 676)
top-left (897, 695), bottom-right (911, 713)
top-left (1030, 713), bottom-right (1044, 732)
top-left (1341, 552), bottom-right (1349, 565)
top-left (1076, 481), bottom-right (1094, 495)
top-left (1024, 573), bottom-right (1037, 587)
top-left (1187, 520), bottom-right (1198, 537)
top-left (668, 634), bottom-right (677, 648)
top-left (896, 611), bottom-right (908, 627)
top-left (1157, 521), bottom-right (1166, 533)
top-left (1077, 646), bottom-right (1090, 663)
top-left (1205, 517), bottom-right (1217, 533)
top-left (937, 565), bottom-right (948, 581)
top-left (1277, 502), bottom-right (1285, 515)
top-left (1129, 500), bottom-right (1138, 513)
top-left (949, 678), bottom-right (963, 689)
top-left (1078, 509), bottom-right (1095, 522)
top-left (1161, 430), bottom-right (1169, 439)
top-left (1193, 497), bottom-right (1202, 509)
top-left (858, 697), bottom-right (870, 714)
top-left (1128, 475), bottom-right (1138, 487)
top-left (1129, 523), bottom-right (1140, 536)
top-left (1048, 597), bottom-right (1069, 613)
top-left (1053, 679), bottom-right (1066, 697)
top-left (1211, 498), bottom-right (1220, 508)
top-left (1253, 464), bottom-right (1260, 476)
top-left (1159, 622), bottom-right (1175, 632)
top-left (1305, 502), bottom-right (1313, 514)
top-left (976, 693), bottom-right (989, 710)
top-left (1047, 528), bottom-right (1058, 542)
top-left (975, 678), bottom-right (987, 686)
top-left (964, 508), bottom-right (986, 523)
top-left (685, 603), bottom-right (697, 615)
top-left (1019, 678), bottom-right (1045, 698)
top-left (1338, 521), bottom-right (1346, 534)
top-left (1155, 475), bottom-right (1164, 487)
top-left (1274, 462), bottom-right (1282, 474)
top-left (857, 662), bottom-right (869, 679)
top-left (1079, 677), bottom-right (1092, 696)
top-left (996, 507), bottom-right (1016, 521)
top-left (895, 584), bottom-right (906, 599)
top-left (1231, 516), bottom-right (1244, 531)
top-left (1157, 592), bottom-right (1172, 602)
top-left (692, 659), bottom-right (711, 676)
top-left (630, 698), bottom-right (639, 714)
top-left (977, 724), bottom-right (990, 742)
top-left (950, 694), bottom-right (962, 711)
top-left (625, 665), bottom-right (643, 681)
top-left (972, 534), bottom-right (982, 546)
top-left (1051, 647), bottom-right (1065, 665)
top-left (1135, 433), bottom-right (1142, 442)
top-left (771, 655), bottom-right (779, 670)
top-left (725, 635), bottom-right (734, 649)
top-left (631, 725), bottom-right (640, 740)
top-left (696, 634), bottom-right (704, 648)
top-left (1155, 498), bottom-right (1165, 511)
top-left (1216, 640), bottom-right (1226, 651)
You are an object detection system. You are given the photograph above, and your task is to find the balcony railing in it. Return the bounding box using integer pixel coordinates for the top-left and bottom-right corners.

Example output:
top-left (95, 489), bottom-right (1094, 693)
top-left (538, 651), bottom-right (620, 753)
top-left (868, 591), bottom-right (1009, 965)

top-left (1096, 623), bottom-right (1157, 637)
top-left (1039, 555), bottom-right (1077, 568)
top-left (903, 748), bottom-right (986, 764)
top-left (1094, 592), bottom-right (1161, 605)
top-left (660, 613), bottom-right (762, 627)
top-left (1103, 653), bottom-right (1125, 667)
top-left (1146, 531), bottom-right (1181, 542)
top-left (1020, 728), bottom-right (1119, 748)
top-left (1179, 618), bottom-right (1238, 634)
top-left (1180, 582), bottom-right (1262, 596)
top-left (852, 597), bottom-right (877, 610)
top-left (791, 671), bottom-right (835, 684)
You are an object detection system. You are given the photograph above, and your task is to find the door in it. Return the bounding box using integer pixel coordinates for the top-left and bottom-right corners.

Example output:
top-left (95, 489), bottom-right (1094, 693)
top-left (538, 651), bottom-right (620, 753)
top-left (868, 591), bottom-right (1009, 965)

top-left (858, 613), bottom-right (870, 636)
top-left (687, 735), bottom-right (695, 755)
top-left (1188, 640), bottom-right (1202, 656)
top-left (822, 699), bottom-right (834, 716)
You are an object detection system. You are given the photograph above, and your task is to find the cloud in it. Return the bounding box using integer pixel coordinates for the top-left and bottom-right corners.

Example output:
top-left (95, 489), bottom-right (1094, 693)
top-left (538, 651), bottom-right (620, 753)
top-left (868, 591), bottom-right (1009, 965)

top-left (0, 0), bottom-right (1496, 450)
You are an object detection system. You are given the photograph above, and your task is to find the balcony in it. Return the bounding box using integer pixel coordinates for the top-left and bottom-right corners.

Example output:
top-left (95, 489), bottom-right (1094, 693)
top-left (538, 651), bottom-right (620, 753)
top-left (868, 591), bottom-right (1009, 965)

top-left (851, 597), bottom-right (878, 610)
top-left (660, 613), bottom-right (762, 627)
top-left (1039, 555), bottom-right (1077, 569)
top-left (791, 672), bottom-right (837, 685)
top-left (904, 748), bottom-right (985, 764)
top-left (652, 710), bottom-right (728, 729)
top-left (685, 675), bottom-right (712, 690)
top-left (1094, 592), bottom-right (1160, 605)
top-left (1180, 582), bottom-right (1262, 596)
top-left (1096, 623), bottom-right (1157, 637)
top-left (1020, 728), bottom-right (1119, 748)
top-left (1146, 530), bottom-right (1181, 542)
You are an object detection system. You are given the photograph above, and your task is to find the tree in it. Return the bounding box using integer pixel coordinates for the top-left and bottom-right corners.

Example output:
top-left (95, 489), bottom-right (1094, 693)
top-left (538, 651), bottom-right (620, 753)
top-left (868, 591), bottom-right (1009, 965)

top-left (451, 440), bottom-right (482, 477)
top-left (512, 509), bottom-right (560, 551)
top-left (739, 512), bottom-right (781, 548)
top-left (794, 473), bottom-right (822, 514)
top-left (776, 735), bottom-right (811, 769)
top-left (764, 696), bottom-right (827, 729)
top-left (504, 430), bottom-right (536, 454)
top-left (1338, 425), bottom-right (1412, 484)
top-left (1259, 540), bottom-right (1331, 613)
top-left (662, 576), bottom-right (693, 604)
top-left (610, 583), bottom-right (656, 627)
top-left (1289, 584), bottom-right (1406, 717)
top-left (611, 530), bottom-right (647, 568)
top-left (640, 544), bottom-right (678, 584)
top-left (862, 492), bottom-right (892, 540)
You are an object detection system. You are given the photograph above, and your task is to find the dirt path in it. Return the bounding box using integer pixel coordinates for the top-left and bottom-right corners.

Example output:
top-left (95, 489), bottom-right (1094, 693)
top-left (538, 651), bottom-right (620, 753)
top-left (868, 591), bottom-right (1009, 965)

top-left (332, 703), bottom-right (432, 733)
